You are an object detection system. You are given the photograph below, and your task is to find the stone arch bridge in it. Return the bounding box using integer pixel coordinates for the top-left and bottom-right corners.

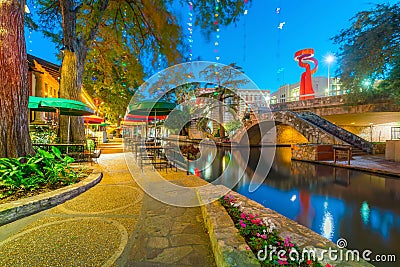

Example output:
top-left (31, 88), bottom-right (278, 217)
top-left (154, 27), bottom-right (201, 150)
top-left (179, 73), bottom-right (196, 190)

top-left (232, 110), bottom-right (374, 154)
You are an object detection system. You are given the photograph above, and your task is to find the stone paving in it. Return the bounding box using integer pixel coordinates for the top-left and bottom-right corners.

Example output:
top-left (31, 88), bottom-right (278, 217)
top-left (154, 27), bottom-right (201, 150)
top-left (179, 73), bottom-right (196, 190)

top-left (321, 154), bottom-right (400, 177)
top-left (0, 143), bottom-right (216, 266)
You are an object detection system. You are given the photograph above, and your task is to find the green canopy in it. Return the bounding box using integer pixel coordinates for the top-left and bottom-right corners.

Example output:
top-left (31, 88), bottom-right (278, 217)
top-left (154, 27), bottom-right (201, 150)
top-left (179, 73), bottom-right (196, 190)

top-left (127, 100), bottom-right (176, 116)
top-left (28, 96), bottom-right (94, 116)
top-left (127, 100), bottom-right (176, 140)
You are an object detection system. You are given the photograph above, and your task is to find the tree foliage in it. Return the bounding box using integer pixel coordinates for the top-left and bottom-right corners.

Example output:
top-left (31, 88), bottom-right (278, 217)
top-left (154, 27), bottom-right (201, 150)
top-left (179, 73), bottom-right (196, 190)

top-left (199, 63), bottom-right (247, 138)
top-left (25, 0), bottom-right (252, 127)
top-left (332, 3), bottom-right (400, 103)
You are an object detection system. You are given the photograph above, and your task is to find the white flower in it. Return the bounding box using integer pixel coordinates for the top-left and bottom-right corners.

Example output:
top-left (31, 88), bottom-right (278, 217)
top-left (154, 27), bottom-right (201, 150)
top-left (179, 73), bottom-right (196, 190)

top-left (232, 201), bottom-right (242, 208)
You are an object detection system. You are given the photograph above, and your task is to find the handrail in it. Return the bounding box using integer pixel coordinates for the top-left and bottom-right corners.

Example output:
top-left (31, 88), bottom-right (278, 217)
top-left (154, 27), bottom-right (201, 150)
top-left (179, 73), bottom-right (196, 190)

top-left (32, 143), bottom-right (89, 162)
top-left (296, 111), bottom-right (373, 153)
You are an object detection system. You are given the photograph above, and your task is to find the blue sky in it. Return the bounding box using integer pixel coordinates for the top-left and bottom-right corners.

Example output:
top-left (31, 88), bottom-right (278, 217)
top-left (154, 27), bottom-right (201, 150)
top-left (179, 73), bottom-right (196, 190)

top-left (25, 0), bottom-right (397, 93)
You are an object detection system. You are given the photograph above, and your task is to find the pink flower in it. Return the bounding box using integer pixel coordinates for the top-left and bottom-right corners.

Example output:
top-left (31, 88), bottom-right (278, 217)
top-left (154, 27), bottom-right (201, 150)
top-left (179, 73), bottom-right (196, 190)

top-left (284, 236), bottom-right (290, 247)
top-left (239, 220), bottom-right (246, 228)
top-left (240, 212), bottom-right (247, 219)
top-left (278, 259), bottom-right (288, 265)
top-left (261, 234), bottom-right (267, 239)
top-left (256, 233), bottom-right (260, 237)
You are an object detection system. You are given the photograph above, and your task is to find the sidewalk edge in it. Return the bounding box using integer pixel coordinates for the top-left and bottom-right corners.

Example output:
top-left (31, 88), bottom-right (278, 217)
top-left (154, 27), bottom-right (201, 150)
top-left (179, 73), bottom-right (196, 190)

top-left (0, 171), bottom-right (103, 226)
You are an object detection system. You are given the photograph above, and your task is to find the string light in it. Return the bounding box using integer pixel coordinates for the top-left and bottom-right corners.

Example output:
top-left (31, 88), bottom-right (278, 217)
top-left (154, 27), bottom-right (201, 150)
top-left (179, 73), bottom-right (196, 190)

top-left (187, 1), bottom-right (193, 61)
top-left (214, 0), bottom-right (220, 61)
top-left (275, 1), bottom-right (284, 84)
top-left (243, 0), bottom-right (249, 62)
top-left (28, 29), bottom-right (33, 53)
top-left (121, 7), bottom-right (128, 87)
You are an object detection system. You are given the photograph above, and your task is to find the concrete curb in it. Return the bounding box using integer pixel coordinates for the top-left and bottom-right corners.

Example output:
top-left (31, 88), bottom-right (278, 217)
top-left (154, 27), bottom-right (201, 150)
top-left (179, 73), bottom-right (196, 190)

top-left (0, 171), bottom-right (103, 226)
top-left (197, 185), bottom-right (260, 267)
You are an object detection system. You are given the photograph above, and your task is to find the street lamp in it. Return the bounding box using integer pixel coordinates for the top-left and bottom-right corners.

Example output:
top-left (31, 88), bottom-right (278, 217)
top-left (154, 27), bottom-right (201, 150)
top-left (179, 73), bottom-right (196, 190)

top-left (325, 54), bottom-right (335, 96)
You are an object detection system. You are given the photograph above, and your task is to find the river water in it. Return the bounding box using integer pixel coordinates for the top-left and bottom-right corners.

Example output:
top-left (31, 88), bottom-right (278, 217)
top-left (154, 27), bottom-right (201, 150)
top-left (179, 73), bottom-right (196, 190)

top-left (187, 146), bottom-right (400, 266)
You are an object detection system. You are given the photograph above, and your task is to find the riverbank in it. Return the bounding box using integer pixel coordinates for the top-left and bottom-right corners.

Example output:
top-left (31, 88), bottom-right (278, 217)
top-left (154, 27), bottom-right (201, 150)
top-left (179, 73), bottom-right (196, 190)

top-left (293, 154), bottom-right (400, 178)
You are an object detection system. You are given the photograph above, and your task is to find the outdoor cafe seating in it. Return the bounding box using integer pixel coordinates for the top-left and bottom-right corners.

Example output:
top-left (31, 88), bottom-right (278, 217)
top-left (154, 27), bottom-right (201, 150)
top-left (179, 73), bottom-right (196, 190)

top-left (32, 139), bottom-right (101, 164)
top-left (133, 138), bottom-right (172, 172)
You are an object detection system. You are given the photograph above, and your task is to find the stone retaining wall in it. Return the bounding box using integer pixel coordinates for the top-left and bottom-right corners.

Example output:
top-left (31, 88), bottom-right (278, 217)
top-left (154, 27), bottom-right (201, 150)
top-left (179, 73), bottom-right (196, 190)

top-left (197, 185), bottom-right (372, 267)
top-left (291, 144), bottom-right (334, 161)
top-left (0, 171), bottom-right (102, 226)
top-left (198, 185), bottom-right (260, 267)
top-left (372, 142), bottom-right (386, 155)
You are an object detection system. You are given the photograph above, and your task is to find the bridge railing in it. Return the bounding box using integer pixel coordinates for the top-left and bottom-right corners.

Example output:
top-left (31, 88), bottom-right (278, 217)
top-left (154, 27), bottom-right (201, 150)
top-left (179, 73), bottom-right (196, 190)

top-left (296, 111), bottom-right (373, 154)
top-left (270, 95), bottom-right (347, 111)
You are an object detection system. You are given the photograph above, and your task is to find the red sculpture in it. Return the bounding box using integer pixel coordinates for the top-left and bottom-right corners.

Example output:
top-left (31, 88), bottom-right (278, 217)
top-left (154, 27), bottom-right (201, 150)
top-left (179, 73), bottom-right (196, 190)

top-left (294, 48), bottom-right (318, 100)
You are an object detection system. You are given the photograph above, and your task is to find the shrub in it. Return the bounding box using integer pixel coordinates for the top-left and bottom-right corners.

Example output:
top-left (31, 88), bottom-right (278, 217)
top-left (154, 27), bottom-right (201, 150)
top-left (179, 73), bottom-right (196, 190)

top-left (180, 144), bottom-right (200, 160)
top-left (0, 147), bottom-right (83, 199)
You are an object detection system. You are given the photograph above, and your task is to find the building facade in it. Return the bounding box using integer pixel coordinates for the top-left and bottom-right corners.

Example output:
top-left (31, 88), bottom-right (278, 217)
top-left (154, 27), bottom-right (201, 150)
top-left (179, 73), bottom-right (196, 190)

top-left (27, 54), bottom-right (98, 124)
top-left (270, 76), bottom-right (344, 104)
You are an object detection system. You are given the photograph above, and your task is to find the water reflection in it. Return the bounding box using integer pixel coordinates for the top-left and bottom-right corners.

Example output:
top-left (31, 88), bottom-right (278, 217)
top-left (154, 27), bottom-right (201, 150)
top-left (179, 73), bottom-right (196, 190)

top-left (189, 146), bottom-right (400, 266)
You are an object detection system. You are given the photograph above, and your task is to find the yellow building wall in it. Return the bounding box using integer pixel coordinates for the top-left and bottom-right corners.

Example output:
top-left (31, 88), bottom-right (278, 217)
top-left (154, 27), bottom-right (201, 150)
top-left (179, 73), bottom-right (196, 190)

top-left (33, 62), bottom-right (59, 98)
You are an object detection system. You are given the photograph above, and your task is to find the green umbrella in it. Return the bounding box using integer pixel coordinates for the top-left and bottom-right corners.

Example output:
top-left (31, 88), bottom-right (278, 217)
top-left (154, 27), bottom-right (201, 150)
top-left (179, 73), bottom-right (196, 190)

top-left (28, 96), bottom-right (94, 116)
top-left (127, 100), bottom-right (176, 140)
top-left (29, 96), bottom-right (94, 142)
top-left (127, 100), bottom-right (176, 116)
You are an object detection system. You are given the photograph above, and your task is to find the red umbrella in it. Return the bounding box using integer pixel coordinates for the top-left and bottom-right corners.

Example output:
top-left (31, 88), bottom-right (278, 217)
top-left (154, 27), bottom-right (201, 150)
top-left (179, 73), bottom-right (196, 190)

top-left (83, 115), bottom-right (104, 124)
top-left (123, 114), bottom-right (168, 140)
top-left (124, 114), bottom-right (167, 122)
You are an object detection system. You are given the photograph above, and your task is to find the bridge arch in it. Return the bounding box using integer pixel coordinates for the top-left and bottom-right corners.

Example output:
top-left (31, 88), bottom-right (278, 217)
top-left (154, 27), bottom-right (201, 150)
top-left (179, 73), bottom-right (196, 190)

top-left (233, 111), bottom-right (345, 146)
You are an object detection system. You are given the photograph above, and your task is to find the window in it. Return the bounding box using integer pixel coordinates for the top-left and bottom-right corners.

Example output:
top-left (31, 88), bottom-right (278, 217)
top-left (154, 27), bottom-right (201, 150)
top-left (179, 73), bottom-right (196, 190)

top-left (391, 127), bottom-right (400, 140)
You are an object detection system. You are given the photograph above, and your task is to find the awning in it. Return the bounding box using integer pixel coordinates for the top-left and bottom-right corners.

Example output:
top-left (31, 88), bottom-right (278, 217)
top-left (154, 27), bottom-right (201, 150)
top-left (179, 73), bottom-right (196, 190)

top-left (124, 114), bottom-right (167, 122)
top-left (29, 96), bottom-right (94, 116)
top-left (127, 100), bottom-right (176, 116)
top-left (83, 115), bottom-right (104, 124)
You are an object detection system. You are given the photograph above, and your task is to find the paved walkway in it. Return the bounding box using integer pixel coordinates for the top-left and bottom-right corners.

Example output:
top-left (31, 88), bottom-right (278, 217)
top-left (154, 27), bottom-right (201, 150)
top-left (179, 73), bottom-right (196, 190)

top-left (0, 145), bottom-right (216, 266)
top-left (321, 154), bottom-right (400, 177)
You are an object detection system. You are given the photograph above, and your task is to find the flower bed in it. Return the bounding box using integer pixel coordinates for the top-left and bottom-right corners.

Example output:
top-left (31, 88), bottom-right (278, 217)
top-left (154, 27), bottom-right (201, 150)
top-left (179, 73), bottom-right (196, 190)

top-left (220, 194), bottom-right (334, 267)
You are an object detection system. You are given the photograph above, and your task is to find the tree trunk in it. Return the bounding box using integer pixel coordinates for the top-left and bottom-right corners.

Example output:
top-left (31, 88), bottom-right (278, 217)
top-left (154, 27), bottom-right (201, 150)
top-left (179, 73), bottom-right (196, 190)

top-left (59, 50), bottom-right (85, 143)
top-left (58, 0), bottom-right (109, 143)
top-left (0, 0), bottom-right (34, 157)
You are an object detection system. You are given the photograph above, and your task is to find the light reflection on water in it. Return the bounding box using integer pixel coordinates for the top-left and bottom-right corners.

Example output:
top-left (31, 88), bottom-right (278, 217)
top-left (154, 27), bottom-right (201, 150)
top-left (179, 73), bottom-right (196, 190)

top-left (188, 146), bottom-right (400, 266)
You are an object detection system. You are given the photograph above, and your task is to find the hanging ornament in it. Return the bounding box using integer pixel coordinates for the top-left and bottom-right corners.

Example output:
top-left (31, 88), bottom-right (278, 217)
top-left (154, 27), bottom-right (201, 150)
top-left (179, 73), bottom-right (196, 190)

top-left (275, 2), bottom-right (285, 84)
top-left (213, 0), bottom-right (220, 61)
top-left (187, 1), bottom-right (194, 61)
top-left (242, 0), bottom-right (249, 61)
top-left (27, 29), bottom-right (33, 53)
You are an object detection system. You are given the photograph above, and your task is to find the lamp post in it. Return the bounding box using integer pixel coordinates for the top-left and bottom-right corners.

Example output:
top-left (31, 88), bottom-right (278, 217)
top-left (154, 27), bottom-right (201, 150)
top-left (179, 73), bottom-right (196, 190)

top-left (325, 55), bottom-right (335, 96)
